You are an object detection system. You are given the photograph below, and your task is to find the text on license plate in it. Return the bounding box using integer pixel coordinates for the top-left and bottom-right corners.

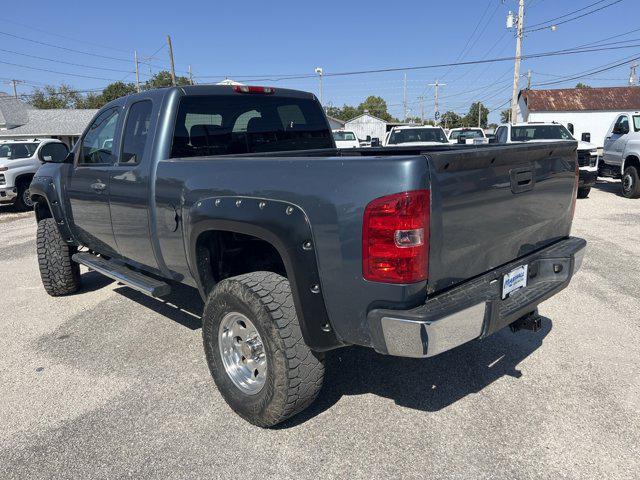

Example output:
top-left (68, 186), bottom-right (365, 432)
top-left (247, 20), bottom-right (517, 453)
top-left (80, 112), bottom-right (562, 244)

top-left (502, 265), bottom-right (528, 299)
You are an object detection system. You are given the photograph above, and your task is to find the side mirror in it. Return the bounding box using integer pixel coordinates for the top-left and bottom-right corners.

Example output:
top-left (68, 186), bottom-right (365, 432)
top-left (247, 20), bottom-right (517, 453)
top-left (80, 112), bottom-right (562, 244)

top-left (38, 142), bottom-right (69, 163)
top-left (567, 123), bottom-right (574, 135)
top-left (366, 135), bottom-right (371, 142)
top-left (371, 138), bottom-right (380, 147)
top-left (487, 136), bottom-right (497, 144)
top-left (581, 132), bottom-right (591, 142)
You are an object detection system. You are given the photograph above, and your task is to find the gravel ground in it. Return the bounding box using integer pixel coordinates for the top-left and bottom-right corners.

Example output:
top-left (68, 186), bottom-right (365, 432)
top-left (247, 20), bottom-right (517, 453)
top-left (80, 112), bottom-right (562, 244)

top-left (0, 180), bottom-right (638, 480)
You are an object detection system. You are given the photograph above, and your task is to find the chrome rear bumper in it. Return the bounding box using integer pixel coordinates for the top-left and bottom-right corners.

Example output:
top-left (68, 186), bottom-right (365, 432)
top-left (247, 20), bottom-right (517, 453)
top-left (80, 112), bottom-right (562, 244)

top-left (368, 237), bottom-right (586, 358)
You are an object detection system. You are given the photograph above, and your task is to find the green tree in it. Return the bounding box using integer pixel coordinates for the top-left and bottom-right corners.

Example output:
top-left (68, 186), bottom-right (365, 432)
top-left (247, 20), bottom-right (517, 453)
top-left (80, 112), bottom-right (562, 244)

top-left (357, 96), bottom-right (395, 122)
top-left (575, 82), bottom-right (591, 89)
top-left (101, 81), bottom-right (137, 103)
top-left (464, 102), bottom-right (489, 128)
top-left (29, 84), bottom-right (83, 109)
top-left (76, 92), bottom-right (104, 109)
top-left (326, 104), bottom-right (360, 121)
top-left (144, 70), bottom-right (191, 89)
top-left (439, 111), bottom-right (463, 129)
top-left (500, 109), bottom-right (511, 124)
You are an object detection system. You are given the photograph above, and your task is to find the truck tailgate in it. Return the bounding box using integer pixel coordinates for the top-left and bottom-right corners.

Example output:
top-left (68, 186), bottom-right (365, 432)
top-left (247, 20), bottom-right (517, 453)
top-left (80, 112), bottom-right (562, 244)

top-left (426, 141), bottom-right (577, 295)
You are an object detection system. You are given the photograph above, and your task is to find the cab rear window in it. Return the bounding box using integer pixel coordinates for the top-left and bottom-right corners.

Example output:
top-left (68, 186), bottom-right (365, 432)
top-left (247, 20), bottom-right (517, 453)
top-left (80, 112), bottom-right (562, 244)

top-left (171, 95), bottom-right (333, 157)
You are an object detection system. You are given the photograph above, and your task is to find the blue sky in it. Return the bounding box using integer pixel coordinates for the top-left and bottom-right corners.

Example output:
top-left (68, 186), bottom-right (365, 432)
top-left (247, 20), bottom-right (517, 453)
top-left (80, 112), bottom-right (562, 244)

top-left (0, 0), bottom-right (637, 122)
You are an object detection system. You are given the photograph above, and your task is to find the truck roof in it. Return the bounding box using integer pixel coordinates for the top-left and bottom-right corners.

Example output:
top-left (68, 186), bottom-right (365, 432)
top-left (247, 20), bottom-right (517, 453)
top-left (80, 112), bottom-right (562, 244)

top-left (390, 125), bottom-right (443, 130)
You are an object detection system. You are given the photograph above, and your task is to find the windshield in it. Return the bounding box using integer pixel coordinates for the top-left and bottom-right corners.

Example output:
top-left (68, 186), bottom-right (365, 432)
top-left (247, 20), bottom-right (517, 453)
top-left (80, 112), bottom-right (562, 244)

top-left (333, 131), bottom-right (357, 141)
top-left (171, 94), bottom-right (333, 157)
top-left (0, 143), bottom-right (38, 160)
top-left (633, 116), bottom-right (640, 132)
top-left (449, 129), bottom-right (484, 140)
top-left (388, 128), bottom-right (447, 145)
top-left (510, 125), bottom-right (573, 141)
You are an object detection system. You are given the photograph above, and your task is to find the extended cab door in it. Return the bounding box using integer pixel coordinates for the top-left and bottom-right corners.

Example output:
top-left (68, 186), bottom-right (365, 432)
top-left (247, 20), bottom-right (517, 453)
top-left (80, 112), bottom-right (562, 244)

top-left (67, 105), bottom-right (122, 255)
top-left (108, 98), bottom-right (161, 272)
top-left (603, 114), bottom-right (629, 166)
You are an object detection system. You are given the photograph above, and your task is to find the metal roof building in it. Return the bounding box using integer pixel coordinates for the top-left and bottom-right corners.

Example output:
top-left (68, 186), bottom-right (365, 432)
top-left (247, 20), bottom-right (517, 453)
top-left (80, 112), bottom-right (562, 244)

top-left (517, 86), bottom-right (640, 148)
top-left (0, 92), bottom-right (97, 147)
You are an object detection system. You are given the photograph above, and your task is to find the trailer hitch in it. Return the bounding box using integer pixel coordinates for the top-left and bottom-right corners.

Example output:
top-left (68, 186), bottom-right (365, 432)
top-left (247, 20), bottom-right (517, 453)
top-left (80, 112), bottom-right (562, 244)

top-left (509, 310), bottom-right (542, 333)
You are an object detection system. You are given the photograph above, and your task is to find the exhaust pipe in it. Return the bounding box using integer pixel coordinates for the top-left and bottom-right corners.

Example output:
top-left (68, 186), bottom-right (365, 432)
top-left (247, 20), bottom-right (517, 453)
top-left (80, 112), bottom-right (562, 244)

top-left (509, 310), bottom-right (542, 333)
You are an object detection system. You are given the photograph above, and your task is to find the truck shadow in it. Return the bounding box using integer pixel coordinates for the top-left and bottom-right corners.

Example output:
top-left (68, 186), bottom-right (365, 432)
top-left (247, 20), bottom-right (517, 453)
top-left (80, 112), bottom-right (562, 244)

top-left (279, 317), bottom-right (552, 428)
top-left (592, 180), bottom-right (622, 196)
top-left (113, 281), bottom-right (203, 330)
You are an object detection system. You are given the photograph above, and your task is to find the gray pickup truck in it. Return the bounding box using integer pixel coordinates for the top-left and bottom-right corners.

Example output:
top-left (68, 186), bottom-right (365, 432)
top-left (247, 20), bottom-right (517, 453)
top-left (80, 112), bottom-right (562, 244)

top-left (30, 85), bottom-right (585, 427)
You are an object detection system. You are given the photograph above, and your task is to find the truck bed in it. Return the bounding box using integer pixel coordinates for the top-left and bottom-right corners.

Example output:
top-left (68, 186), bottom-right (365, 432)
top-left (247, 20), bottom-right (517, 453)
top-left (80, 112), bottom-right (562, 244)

top-left (153, 141), bottom-right (578, 349)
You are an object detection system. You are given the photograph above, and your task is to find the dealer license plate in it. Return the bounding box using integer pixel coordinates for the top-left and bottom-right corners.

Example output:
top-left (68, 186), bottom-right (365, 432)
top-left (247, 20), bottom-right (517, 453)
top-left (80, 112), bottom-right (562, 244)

top-left (502, 265), bottom-right (528, 299)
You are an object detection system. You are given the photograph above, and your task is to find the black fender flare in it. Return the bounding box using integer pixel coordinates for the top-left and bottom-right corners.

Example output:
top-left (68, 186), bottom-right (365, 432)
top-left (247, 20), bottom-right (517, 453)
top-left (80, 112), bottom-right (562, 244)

top-left (29, 175), bottom-right (76, 243)
top-left (186, 196), bottom-right (343, 352)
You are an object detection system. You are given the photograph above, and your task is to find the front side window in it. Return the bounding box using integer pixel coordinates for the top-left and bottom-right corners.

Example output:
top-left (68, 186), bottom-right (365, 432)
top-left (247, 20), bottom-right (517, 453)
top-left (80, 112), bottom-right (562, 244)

top-left (171, 94), bottom-right (332, 158)
top-left (496, 126), bottom-right (507, 143)
top-left (120, 100), bottom-right (152, 164)
top-left (387, 128), bottom-right (448, 145)
top-left (0, 142), bottom-right (38, 159)
top-left (80, 107), bottom-right (120, 165)
top-left (633, 115), bottom-right (640, 132)
top-left (510, 125), bottom-right (573, 141)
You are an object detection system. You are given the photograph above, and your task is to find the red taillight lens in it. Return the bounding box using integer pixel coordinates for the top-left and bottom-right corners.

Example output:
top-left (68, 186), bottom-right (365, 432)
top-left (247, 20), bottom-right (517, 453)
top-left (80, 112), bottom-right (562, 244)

top-left (233, 85), bottom-right (275, 94)
top-left (363, 190), bottom-right (430, 283)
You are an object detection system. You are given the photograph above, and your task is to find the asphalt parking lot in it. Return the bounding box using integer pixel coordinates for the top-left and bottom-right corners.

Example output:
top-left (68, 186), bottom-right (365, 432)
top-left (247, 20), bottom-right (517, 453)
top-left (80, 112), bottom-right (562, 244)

top-left (0, 179), bottom-right (638, 480)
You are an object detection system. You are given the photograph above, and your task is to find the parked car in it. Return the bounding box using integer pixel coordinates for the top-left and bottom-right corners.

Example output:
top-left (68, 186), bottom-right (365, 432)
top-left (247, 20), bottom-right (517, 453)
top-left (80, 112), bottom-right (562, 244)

top-left (383, 125), bottom-right (449, 147)
top-left (493, 122), bottom-right (598, 198)
top-left (448, 127), bottom-right (488, 144)
top-left (332, 130), bottom-right (360, 149)
top-left (600, 112), bottom-right (640, 198)
top-left (0, 139), bottom-right (67, 210)
top-left (30, 85), bottom-right (585, 427)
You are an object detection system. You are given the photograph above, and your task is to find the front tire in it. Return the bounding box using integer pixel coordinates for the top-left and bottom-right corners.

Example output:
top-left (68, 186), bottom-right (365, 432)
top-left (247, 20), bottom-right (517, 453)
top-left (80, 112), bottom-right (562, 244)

top-left (621, 166), bottom-right (640, 198)
top-left (37, 218), bottom-right (81, 296)
top-left (202, 271), bottom-right (325, 427)
top-left (14, 181), bottom-right (34, 211)
top-left (577, 187), bottom-right (591, 199)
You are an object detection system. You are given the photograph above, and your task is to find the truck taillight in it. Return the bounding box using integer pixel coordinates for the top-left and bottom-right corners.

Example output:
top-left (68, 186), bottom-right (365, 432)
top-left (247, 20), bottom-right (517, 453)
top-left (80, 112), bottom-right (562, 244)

top-left (362, 190), bottom-right (430, 283)
top-left (233, 85), bottom-right (275, 94)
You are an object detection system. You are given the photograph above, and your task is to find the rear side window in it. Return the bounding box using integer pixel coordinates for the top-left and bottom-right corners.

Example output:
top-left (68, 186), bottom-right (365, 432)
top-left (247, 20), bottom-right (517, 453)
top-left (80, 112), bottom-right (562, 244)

top-left (171, 94), bottom-right (332, 157)
top-left (80, 107), bottom-right (120, 165)
top-left (121, 100), bottom-right (153, 164)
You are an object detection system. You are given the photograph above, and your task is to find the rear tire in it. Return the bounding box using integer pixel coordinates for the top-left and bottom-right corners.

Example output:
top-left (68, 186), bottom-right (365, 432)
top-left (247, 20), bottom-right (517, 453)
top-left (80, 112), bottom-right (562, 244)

top-left (202, 271), bottom-right (325, 427)
top-left (621, 166), bottom-right (640, 198)
top-left (37, 218), bottom-right (81, 296)
top-left (577, 187), bottom-right (591, 199)
top-left (14, 181), bottom-right (34, 211)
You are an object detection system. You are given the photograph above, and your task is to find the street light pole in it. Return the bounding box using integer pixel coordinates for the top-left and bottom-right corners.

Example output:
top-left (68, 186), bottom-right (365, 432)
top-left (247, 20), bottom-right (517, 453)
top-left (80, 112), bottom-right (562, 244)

top-left (315, 67), bottom-right (323, 107)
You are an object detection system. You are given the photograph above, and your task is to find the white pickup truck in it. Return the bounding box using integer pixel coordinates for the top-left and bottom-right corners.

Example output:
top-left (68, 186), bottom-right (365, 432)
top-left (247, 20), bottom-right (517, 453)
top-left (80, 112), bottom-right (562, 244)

top-left (493, 122), bottom-right (598, 198)
top-left (383, 125), bottom-right (449, 147)
top-left (0, 139), bottom-right (66, 210)
top-left (600, 112), bottom-right (640, 198)
top-left (448, 127), bottom-right (488, 145)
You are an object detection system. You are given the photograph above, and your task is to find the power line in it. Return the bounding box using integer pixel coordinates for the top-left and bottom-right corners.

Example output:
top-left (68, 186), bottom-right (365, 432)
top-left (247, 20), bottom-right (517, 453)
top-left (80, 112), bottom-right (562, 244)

top-left (525, 0), bottom-right (609, 29)
top-left (0, 17), bottom-right (132, 53)
top-left (0, 59), bottom-right (121, 81)
top-left (525, 0), bottom-right (624, 33)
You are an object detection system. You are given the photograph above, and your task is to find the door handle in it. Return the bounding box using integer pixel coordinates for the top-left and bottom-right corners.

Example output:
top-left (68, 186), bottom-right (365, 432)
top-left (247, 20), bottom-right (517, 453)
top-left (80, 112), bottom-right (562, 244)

top-left (90, 181), bottom-right (107, 192)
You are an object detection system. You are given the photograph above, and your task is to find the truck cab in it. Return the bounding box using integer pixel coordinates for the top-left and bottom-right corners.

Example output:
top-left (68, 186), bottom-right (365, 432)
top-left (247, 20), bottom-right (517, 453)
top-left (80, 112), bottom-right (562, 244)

top-left (493, 122), bottom-right (598, 198)
top-left (0, 139), bottom-right (66, 210)
top-left (383, 125), bottom-right (448, 147)
top-left (448, 127), bottom-right (487, 145)
top-left (601, 112), bottom-right (640, 198)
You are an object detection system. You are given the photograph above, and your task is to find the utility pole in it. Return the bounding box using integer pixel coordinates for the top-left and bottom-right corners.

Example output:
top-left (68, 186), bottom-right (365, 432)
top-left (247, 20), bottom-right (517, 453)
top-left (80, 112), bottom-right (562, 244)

top-left (188, 65), bottom-right (194, 85)
top-left (4, 79), bottom-right (23, 99)
top-left (478, 101), bottom-right (481, 127)
top-left (527, 69), bottom-right (532, 89)
top-left (134, 51), bottom-right (141, 92)
top-left (403, 73), bottom-right (408, 122)
top-left (167, 35), bottom-right (176, 86)
top-left (630, 62), bottom-right (638, 86)
top-left (418, 95), bottom-right (425, 124)
top-left (509, 0), bottom-right (525, 123)
top-left (429, 80), bottom-right (446, 124)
